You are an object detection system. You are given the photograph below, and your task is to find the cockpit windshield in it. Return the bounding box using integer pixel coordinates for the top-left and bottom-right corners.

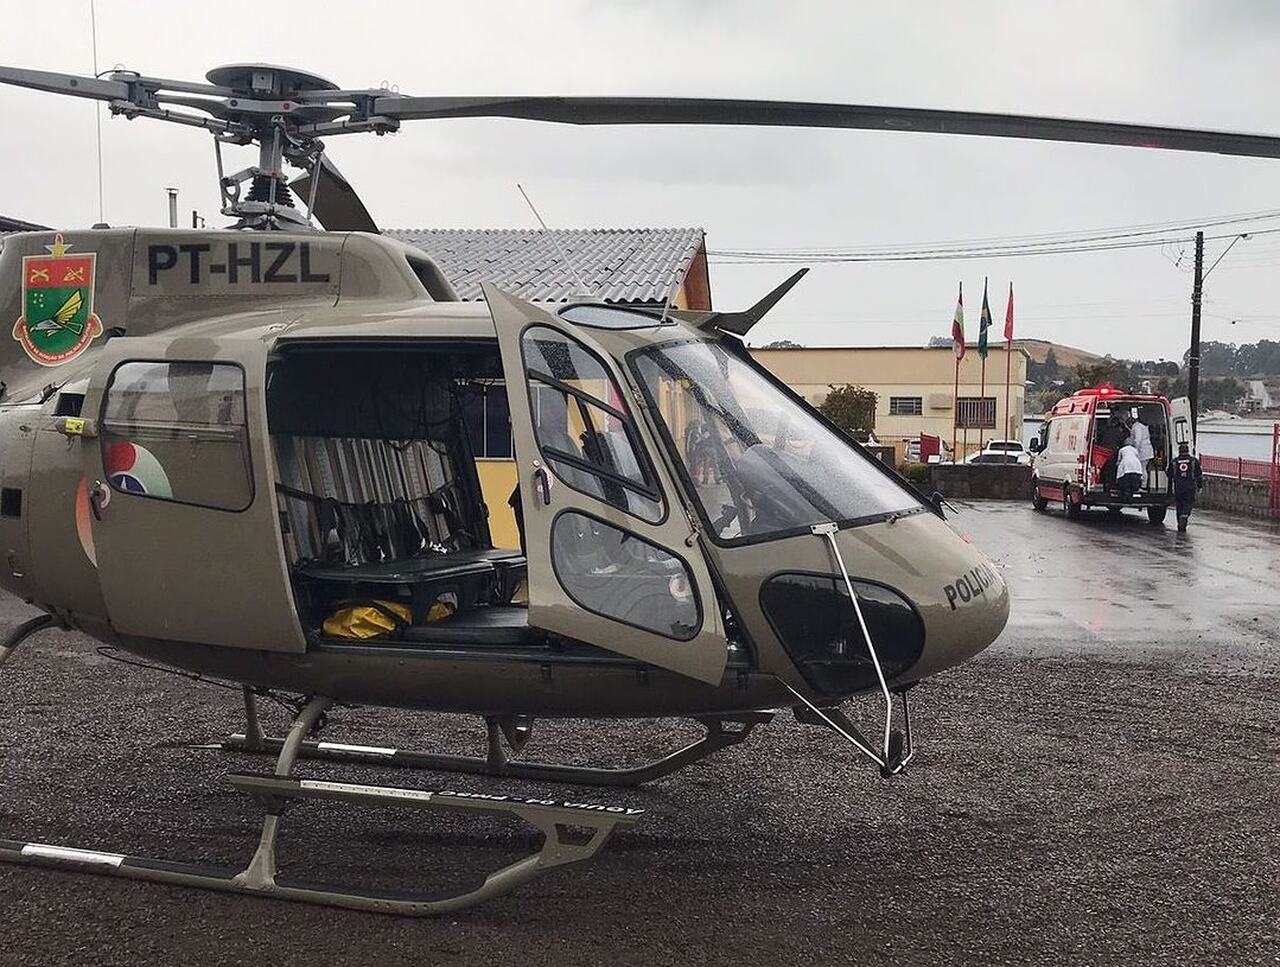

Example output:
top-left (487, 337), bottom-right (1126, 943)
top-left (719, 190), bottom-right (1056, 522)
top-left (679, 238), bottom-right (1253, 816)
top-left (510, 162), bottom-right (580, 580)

top-left (631, 339), bottom-right (922, 544)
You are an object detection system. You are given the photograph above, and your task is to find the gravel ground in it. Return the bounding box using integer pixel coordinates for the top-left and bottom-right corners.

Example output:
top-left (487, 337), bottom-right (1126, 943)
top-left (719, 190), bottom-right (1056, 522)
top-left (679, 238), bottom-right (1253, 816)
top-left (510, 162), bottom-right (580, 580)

top-left (0, 502), bottom-right (1277, 966)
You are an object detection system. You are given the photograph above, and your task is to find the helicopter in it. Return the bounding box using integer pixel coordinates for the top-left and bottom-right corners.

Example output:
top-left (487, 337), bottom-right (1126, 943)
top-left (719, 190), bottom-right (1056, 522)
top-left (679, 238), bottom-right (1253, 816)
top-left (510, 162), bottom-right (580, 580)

top-left (0, 62), bottom-right (1271, 917)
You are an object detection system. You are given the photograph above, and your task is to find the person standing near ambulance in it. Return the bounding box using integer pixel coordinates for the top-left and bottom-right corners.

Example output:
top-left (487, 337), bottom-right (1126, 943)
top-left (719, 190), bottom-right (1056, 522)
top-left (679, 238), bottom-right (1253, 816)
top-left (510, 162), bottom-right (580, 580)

top-left (1170, 442), bottom-right (1203, 532)
top-left (1127, 410), bottom-right (1155, 485)
top-left (1116, 443), bottom-right (1145, 498)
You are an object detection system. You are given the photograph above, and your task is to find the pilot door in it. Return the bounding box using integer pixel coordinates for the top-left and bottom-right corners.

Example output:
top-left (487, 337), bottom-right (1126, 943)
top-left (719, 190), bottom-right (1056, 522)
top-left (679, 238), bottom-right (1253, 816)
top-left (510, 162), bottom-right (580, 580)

top-left (486, 287), bottom-right (728, 685)
top-left (78, 335), bottom-right (305, 652)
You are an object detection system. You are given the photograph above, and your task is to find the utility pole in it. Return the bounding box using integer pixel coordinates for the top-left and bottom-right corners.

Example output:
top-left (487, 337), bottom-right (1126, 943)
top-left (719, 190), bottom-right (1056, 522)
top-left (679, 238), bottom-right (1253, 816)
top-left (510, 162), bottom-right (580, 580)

top-left (1188, 230), bottom-right (1204, 431)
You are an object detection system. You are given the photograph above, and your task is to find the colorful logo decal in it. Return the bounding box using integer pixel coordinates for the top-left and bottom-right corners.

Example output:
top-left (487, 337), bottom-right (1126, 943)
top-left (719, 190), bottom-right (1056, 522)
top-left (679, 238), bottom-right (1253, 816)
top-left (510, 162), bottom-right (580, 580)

top-left (74, 478), bottom-right (97, 567)
top-left (75, 445), bottom-right (173, 567)
top-left (105, 442), bottom-right (172, 499)
top-left (13, 234), bottom-right (104, 366)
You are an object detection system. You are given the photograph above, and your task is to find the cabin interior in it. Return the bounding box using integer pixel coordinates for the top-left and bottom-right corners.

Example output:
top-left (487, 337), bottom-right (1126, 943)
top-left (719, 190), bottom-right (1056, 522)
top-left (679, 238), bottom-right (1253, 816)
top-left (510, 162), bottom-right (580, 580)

top-left (1092, 401), bottom-right (1170, 493)
top-left (267, 343), bottom-right (545, 651)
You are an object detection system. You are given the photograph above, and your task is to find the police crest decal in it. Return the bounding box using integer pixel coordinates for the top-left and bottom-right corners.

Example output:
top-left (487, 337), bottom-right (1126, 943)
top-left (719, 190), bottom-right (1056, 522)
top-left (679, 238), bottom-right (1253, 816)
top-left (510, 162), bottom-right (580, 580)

top-left (13, 234), bottom-right (104, 366)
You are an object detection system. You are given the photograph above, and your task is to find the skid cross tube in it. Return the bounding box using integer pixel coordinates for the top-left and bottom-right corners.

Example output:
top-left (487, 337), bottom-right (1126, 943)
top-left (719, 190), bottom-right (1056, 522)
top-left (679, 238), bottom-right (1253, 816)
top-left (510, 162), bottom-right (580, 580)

top-left (223, 707), bottom-right (773, 787)
top-left (810, 521), bottom-right (897, 762)
top-left (0, 689), bottom-right (642, 915)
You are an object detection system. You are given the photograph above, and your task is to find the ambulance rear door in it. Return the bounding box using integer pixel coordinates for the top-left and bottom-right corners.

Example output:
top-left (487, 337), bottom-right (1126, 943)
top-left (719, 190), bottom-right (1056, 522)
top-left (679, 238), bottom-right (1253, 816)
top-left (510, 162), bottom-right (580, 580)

top-left (1170, 397), bottom-right (1195, 454)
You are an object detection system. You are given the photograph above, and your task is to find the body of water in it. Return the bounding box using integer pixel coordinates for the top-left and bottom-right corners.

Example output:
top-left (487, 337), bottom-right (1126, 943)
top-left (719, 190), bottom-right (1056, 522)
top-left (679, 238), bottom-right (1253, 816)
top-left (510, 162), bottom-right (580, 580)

top-left (1022, 418), bottom-right (1274, 460)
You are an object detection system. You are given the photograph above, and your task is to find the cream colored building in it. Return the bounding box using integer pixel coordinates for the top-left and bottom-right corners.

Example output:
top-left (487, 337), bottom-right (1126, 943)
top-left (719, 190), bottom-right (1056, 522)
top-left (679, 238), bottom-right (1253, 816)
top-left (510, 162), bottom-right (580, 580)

top-left (750, 344), bottom-right (1029, 463)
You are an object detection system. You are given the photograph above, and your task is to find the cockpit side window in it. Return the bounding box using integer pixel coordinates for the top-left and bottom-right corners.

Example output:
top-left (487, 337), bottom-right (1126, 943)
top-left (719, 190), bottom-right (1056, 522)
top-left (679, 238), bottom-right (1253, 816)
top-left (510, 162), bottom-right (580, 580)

top-left (520, 326), bottom-right (663, 523)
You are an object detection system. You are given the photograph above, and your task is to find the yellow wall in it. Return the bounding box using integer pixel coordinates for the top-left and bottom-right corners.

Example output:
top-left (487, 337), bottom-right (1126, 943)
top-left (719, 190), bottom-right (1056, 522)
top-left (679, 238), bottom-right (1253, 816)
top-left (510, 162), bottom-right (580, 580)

top-left (477, 459), bottom-right (521, 549)
top-left (751, 345), bottom-right (1029, 461)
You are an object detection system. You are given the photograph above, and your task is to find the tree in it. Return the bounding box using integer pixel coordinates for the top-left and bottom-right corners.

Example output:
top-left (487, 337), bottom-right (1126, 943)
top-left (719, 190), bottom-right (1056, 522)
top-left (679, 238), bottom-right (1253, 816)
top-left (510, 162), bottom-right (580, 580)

top-left (761, 339), bottom-right (803, 349)
top-left (819, 384), bottom-right (877, 439)
top-left (1043, 347), bottom-right (1060, 377)
top-left (1072, 360), bottom-right (1128, 391)
top-left (1198, 377), bottom-right (1244, 413)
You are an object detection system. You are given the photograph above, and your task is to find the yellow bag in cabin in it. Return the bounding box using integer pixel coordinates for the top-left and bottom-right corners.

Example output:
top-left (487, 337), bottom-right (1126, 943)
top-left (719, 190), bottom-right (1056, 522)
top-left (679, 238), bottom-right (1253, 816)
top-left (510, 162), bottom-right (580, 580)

top-left (322, 600), bottom-right (412, 640)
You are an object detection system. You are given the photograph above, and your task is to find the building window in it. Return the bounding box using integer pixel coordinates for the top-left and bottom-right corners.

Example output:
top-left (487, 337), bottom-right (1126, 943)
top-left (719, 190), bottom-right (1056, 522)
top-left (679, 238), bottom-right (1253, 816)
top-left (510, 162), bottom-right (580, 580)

top-left (956, 397), bottom-right (997, 429)
top-left (889, 396), bottom-right (923, 416)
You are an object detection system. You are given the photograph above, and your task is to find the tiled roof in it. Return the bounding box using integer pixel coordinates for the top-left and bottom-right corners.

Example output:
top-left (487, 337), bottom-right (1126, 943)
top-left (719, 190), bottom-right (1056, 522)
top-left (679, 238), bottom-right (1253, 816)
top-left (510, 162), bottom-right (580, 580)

top-left (0, 215), bottom-right (49, 232)
top-left (386, 227), bottom-right (704, 304)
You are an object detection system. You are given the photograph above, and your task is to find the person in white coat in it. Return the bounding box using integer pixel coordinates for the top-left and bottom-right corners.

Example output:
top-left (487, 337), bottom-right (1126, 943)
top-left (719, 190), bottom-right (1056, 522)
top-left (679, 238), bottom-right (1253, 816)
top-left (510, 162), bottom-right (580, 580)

top-left (1116, 443), bottom-right (1144, 497)
top-left (1127, 410), bottom-right (1155, 487)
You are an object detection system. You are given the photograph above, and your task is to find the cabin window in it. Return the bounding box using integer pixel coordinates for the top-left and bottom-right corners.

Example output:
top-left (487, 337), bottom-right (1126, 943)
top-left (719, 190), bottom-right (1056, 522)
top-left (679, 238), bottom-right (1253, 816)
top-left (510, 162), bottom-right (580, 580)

top-left (100, 361), bottom-right (252, 511)
top-left (558, 303), bottom-right (671, 330)
top-left (520, 326), bottom-right (663, 523)
top-left (550, 511), bottom-right (700, 640)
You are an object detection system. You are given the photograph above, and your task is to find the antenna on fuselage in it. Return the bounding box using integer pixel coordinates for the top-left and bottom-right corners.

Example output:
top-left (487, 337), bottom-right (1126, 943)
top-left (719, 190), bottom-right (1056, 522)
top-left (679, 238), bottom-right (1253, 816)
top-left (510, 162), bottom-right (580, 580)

top-left (516, 183), bottom-right (594, 300)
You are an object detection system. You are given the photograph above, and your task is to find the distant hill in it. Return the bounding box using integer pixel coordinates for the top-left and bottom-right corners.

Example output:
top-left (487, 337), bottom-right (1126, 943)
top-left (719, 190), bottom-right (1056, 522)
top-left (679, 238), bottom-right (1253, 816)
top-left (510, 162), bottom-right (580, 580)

top-left (1015, 338), bottom-right (1106, 369)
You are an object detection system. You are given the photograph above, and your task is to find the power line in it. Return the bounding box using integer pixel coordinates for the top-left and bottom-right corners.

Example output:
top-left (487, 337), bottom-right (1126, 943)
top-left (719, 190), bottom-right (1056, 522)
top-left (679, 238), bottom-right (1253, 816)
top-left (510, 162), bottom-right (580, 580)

top-left (709, 211), bottom-right (1280, 264)
top-left (713, 206), bottom-right (1280, 256)
top-left (709, 225), bottom-right (1280, 264)
top-left (89, 0), bottom-right (104, 223)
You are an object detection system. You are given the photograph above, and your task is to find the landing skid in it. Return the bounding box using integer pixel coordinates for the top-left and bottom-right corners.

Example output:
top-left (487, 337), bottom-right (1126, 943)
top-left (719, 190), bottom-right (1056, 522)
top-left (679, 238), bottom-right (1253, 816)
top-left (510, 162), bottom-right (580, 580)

top-left (0, 661), bottom-right (640, 915)
top-left (223, 691), bottom-right (773, 787)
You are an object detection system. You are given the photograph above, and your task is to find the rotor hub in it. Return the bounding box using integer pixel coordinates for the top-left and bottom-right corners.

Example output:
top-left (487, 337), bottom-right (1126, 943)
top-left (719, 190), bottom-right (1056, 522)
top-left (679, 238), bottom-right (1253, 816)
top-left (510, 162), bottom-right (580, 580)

top-left (205, 63), bottom-right (338, 99)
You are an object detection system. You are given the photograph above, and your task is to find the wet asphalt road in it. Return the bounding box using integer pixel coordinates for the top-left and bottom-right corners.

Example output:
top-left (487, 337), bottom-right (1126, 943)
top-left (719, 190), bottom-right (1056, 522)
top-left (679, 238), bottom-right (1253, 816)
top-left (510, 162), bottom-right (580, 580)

top-left (0, 501), bottom-right (1277, 966)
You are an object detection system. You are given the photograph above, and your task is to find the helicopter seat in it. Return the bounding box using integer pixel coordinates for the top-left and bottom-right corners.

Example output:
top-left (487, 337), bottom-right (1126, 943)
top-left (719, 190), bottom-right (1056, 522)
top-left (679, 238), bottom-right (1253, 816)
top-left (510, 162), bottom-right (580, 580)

top-left (400, 605), bottom-right (546, 648)
top-left (298, 549), bottom-right (527, 632)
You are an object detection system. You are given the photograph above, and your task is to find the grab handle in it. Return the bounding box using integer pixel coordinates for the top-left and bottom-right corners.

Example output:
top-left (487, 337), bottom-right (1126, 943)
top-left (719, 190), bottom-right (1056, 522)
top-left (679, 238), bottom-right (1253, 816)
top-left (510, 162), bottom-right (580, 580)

top-left (532, 465), bottom-right (552, 506)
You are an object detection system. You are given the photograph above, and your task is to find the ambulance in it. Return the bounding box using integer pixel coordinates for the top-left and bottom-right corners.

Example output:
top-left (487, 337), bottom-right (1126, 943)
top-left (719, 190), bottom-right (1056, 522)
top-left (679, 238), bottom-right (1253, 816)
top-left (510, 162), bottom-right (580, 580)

top-left (1028, 385), bottom-right (1194, 523)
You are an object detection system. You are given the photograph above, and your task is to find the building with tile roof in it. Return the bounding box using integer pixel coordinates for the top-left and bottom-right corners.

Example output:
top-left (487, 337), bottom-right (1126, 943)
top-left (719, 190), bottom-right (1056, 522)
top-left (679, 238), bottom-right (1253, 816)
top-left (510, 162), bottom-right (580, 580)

top-left (386, 227), bottom-right (711, 309)
top-left (0, 215), bottom-right (49, 233)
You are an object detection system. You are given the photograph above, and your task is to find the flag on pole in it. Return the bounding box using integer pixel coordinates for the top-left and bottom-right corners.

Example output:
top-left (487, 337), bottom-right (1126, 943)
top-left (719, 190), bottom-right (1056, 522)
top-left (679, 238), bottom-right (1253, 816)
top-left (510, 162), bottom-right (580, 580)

top-left (1004, 282), bottom-right (1015, 342)
top-left (978, 278), bottom-right (992, 359)
top-left (951, 283), bottom-right (966, 360)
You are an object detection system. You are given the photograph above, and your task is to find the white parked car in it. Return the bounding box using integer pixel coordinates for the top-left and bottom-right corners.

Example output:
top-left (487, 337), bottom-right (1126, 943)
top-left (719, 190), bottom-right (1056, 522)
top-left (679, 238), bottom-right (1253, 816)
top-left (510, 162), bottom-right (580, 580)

top-left (963, 440), bottom-right (1031, 465)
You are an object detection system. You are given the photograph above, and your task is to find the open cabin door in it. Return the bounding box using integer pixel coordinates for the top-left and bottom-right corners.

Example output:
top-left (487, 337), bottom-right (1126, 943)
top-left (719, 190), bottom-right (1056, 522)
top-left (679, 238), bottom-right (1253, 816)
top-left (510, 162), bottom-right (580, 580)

top-left (486, 287), bottom-right (727, 685)
top-left (79, 334), bottom-right (305, 652)
top-left (1170, 397), bottom-right (1195, 454)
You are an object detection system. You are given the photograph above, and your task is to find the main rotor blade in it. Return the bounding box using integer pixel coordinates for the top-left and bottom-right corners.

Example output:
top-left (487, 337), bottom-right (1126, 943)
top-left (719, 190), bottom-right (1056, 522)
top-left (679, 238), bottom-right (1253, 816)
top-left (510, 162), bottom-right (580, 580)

top-left (372, 95), bottom-right (1280, 161)
top-left (290, 154), bottom-right (378, 234)
top-left (0, 65), bottom-right (131, 102)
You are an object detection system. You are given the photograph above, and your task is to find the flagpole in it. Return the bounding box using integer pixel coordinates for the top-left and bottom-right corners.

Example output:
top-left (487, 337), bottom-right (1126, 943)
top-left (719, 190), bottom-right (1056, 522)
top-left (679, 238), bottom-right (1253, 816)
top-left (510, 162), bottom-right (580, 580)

top-left (979, 354), bottom-right (987, 451)
top-left (976, 276), bottom-right (992, 454)
top-left (951, 281), bottom-right (964, 463)
top-left (1004, 282), bottom-right (1015, 441)
top-left (953, 355), bottom-right (960, 461)
top-left (1003, 340), bottom-right (1013, 438)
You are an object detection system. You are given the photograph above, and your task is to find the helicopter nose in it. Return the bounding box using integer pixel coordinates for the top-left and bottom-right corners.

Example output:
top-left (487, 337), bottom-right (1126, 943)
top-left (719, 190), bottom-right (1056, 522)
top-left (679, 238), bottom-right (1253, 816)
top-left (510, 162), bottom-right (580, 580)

top-left (829, 511), bottom-right (1010, 684)
top-left (908, 538), bottom-right (1009, 681)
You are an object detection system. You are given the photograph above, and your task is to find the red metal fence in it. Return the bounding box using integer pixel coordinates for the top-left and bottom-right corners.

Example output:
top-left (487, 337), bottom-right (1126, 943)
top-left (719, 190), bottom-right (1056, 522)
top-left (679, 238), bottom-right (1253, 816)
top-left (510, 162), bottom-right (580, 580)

top-left (1200, 455), bottom-right (1274, 481)
top-left (1200, 423), bottom-right (1279, 516)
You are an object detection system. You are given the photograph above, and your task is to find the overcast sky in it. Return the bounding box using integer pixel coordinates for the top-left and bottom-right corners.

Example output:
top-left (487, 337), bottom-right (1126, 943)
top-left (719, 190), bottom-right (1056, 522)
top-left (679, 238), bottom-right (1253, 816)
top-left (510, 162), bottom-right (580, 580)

top-left (3, 1), bottom-right (1280, 359)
